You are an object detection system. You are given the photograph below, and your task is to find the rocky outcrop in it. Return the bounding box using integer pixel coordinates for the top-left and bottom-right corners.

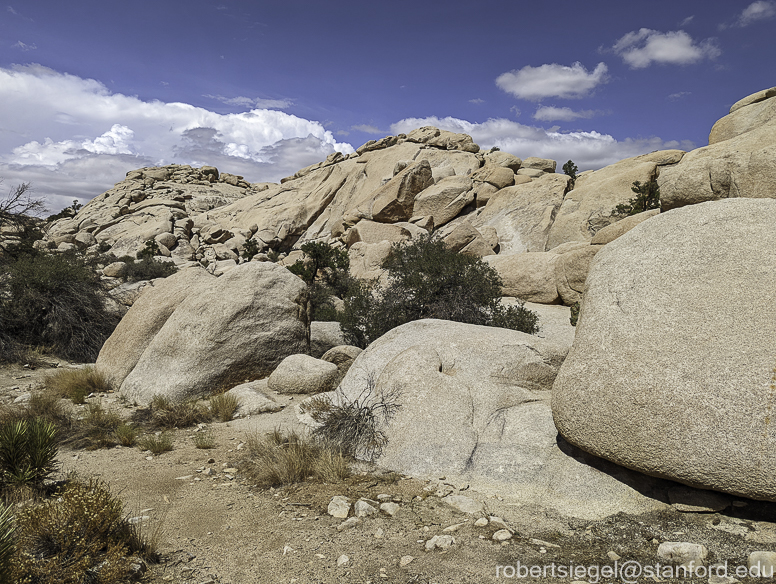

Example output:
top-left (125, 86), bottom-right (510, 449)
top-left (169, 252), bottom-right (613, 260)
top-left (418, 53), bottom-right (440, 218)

top-left (660, 89), bottom-right (776, 211)
top-left (552, 198), bottom-right (776, 502)
top-left (268, 354), bottom-right (339, 394)
top-left (116, 262), bottom-right (308, 404)
top-left (332, 319), bottom-right (673, 519)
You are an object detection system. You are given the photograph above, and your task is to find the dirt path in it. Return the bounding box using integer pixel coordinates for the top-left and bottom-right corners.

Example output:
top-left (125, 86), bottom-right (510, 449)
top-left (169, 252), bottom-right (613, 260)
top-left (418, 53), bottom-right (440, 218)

top-left (4, 363), bottom-right (776, 584)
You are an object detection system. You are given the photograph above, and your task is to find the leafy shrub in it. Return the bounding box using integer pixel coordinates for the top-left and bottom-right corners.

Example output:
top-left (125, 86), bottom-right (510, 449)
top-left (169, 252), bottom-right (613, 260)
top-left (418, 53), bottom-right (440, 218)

top-left (45, 366), bottom-right (110, 404)
top-left (300, 376), bottom-right (400, 460)
top-left (147, 395), bottom-right (210, 429)
top-left (0, 393), bottom-right (74, 442)
top-left (138, 432), bottom-right (173, 455)
top-left (0, 418), bottom-right (58, 490)
top-left (209, 393), bottom-right (239, 422)
top-left (0, 251), bottom-right (120, 362)
top-left (562, 160), bottom-right (579, 189)
top-left (240, 429), bottom-right (349, 488)
top-left (288, 241), bottom-right (351, 321)
top-left (241, 238), bottom-right (260, 262)
top-left (123, 257), bottom-right (177, 282)
top-left (135, 238), bottom-right (161, 259)
top-left (614, 179), bottom-right (660, 216)
top-left (339, 235), bottom-right (539, 348)
top-left (9, 479), bottom-right (157, 583)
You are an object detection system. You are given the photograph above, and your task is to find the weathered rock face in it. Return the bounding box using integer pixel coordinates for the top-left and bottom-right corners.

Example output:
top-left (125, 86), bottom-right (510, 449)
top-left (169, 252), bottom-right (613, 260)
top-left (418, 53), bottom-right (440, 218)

top-left (117, 262), bottom-right (308, 404)
top-left (546, 150), bottom-right (685, 250)
top-left (552, 198), bottom-right (776, 502)
top-left (96, 268), bottom-right (216, 389)
top-left (333, 319), bottom-right (674, 519)
top-left (660, 90), bottom-right (776, 211)
top-left (267, 354), bottom-right (339, 394)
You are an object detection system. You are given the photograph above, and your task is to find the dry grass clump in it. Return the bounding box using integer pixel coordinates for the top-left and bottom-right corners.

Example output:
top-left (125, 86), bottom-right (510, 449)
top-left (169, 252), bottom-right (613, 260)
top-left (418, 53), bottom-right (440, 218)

top-left (44, 366), bottom-right (111, 404)
top-left (148, 395), bottom-right (210, 429)
top-left (114, 423), bottom-right (139, 447)
top-left (138, 432), bottom-right (173, 455)
top-left (240, 429), bottom-right (349, 488)
top-left (69, 402), bottom-right (123, 450)
top-left (209, 393), bottom-right (239, 422)
top-left (0, 392), bottom-right (74, 442)
top-left (8, 479), bottom-right (158, 583)
top-left (192, 430), bottom-right (216, 449)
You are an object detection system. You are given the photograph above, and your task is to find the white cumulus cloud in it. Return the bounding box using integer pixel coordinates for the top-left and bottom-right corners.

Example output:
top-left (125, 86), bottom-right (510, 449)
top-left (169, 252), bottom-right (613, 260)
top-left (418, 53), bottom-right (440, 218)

top-left (495, 62), bottom-right (609, 101)
top-left (732, 1), bottom-right (776, 26)
top-left (0, 64), bottom-right (353, 210)
top-left (391, 116), bottom-right (694, 171)
top-left (533, 106), bottom-right (598, 122)
top-left (204, 94), bottom-right (294, 109)
top-left (611, 29), bottom-right (721, 68)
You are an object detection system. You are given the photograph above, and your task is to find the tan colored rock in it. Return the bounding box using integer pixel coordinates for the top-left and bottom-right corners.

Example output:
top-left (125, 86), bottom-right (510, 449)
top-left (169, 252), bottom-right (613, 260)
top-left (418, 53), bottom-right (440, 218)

top-left (412, 176), bottom-right (474, 229)
top-left (227, 379), bottom-right (283, 416)
top-left (470, 164), bottom-right (515, 189)
top-left (522, 157), bottom-right (556, 173)
top-left (310, 321), bottom-right (346, 359)
top-left (590, 209), bottom-right (659, 245)
top-left (321, 345), bottom-right (362, 386)
top-left (483, 151), bottom-right (522, 172)
top-left (96, 268), bottom-right (215, 389)
top-left (552, 198), bottom-right (776, 502)
top-left (102, 262), bottom-right (128, 278)
top-left (343, 220), bottom-right (413, 247)
top-left (443, 222), bottom-right (493, 255)
top-left (268, 354), bottom-right (339, 394)
top-left (710, 90), bottom-right (776, 144)
top-left (406, 127), bottom-right (480, 153)
top-left (474, 173), bottom-right (570, 254)
top-left (472, 182), bottom-right (500, 207)
top-left (516, 168), bottom-right (545, 179)
top-left (554, 245), bottom-right (602, 305)
top-left (348, 241), bottom-right (392, 281)
top-left (119, 262), bottom-right (308, 404)
top-left (484, 253), bottom-right (559, 304)
top-left (547, 150), bottom-right (684, 250)
top-left (357, 160), bottom-right (434, 223)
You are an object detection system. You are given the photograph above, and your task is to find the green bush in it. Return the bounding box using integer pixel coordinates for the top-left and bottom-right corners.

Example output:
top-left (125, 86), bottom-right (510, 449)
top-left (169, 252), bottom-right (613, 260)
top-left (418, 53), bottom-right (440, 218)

top-left (614, 179), bottom-right (660, 216)
top-left (562, 160), bottom-right (579, 189)
top-left (123, 257), bottom-right (177, 282)
top-left (241, 238), bottom-right (260, 261)
top-left (135, 238), bottom-right (161, 259)
top-left (0, 418), bottom-right (58, 490)
top-left (339, 235), bottom-right (538, 348)
top-left (0, 251), bottom-right (120, 362)
top-left (288, 241), bottom-right (351, 322)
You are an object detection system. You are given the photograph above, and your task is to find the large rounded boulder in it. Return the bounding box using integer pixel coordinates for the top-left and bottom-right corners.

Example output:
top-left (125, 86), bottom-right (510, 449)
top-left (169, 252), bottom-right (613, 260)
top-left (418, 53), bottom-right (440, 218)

top-left (552, 198), bottom-right (776, 502)
top-left (116, 261), bottom-right (308, 404)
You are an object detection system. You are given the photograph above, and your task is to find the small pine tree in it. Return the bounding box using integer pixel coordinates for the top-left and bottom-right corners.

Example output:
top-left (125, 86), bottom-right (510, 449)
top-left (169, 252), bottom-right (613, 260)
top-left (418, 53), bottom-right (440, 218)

top-left (614, 180), bottom-right (661, 216)
top-left (136, 238), bottom-right (161, 259)
top-left (562, 160), bottom-right (579, 189)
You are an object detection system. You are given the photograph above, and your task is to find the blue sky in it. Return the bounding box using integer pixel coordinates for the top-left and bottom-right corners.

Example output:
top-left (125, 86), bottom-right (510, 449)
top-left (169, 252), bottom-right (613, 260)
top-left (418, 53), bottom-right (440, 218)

top-left (1, 0), bottom-right (774, 211)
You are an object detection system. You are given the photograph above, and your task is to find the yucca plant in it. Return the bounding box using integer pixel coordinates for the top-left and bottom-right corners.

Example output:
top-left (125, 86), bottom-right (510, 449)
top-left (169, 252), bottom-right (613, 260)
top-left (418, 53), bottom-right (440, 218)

top-left (0, 502), bottom-right (15, 584)
top-left (0, 418), bottom-right (58, 488)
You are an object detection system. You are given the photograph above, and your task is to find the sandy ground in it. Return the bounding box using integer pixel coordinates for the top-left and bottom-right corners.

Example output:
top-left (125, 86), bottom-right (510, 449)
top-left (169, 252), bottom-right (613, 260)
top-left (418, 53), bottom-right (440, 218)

top-left (3, 362), bottom-right (776, 584)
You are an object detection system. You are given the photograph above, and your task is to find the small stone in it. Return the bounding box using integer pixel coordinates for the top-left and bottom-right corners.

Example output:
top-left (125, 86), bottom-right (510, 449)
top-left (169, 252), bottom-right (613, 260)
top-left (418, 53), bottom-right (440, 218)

top-left (399, 555), bottom-right (414, 567)
top-left (374, 528), bottom-right (384, 539)
top-left (492, 529), bottom-right (513, 542)
top-left (488, 516), bottom-right (509, 530)
top-left (748, 551), bottom-right (776, 578)
top-left (377, 494), bottom-right (391, 501)
top-left (443, 522), bottom-right (467, 533)
top-left (354, 499), bottom-right (378, 518)
top-left (328, 496), bottom-right (351, 519)
top-left (474, 518), bottom-right (489, 527)
top-left (175, 475), bottom-right (193, 480)
top-left (608, 551), bottom-right (621, 561)
top-left (315, 553), bottom-right (325, 559)
top-left (223, 467), bottom-right (238, 473)
top-left (337, 555), bottom-right (349, 567)
top-left (530, 538), bottom-right (560, 548)
top-left (337, 517), bottom-right (361, 532)
top-left (282, 545), bottom-right (294, 555)
top-left (425, 534), bottom-right (455, 551)
top-left (442, 494), bottom-right (484, 514)
top-left (380, 502), bottom-right (400, 517)
top-left (657, 542), bottom-right (708, 568)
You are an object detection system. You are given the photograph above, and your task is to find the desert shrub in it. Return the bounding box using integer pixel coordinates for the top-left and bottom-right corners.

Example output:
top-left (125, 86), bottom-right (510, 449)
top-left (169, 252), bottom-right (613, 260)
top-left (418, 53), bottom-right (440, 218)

top-left (562, 160), bottom-right (579, 189)
top-left (123, 257), bottom-right (177, 282)
top-left (0, 393), bottom-right (75, 445)
top-left (192, 430), bottom-right (216, 449)
top-left (138, 432), bottom-right (173, 455)
top-left (241, 238), bottom-right (260, 261)
top-left (135, 238), bottom-right (161, 259)
top-left (113, 423), bottom-right (139, 447)
top-left (300, 377), bottom-right (400, 461)
top-left (570, 301), bottom-right (580, 327)
top-left (9, 479), bottom-right (157, 583)
top-left (0, 251), bottom-right (120, 361)
top-left (240, 429), bottom-right (349, 488)
top-left (72, 402), bottom-right (123, 449)
top-left (614, 179), bottom-right (660, 216)
top-left (0, 502), bottom-right (15, 583)
top-left (288, 241), bottom-right (351, 321)
top-left (44, 366), bottom-right (110, 404)
top-left (0, 418), bottom-right (58, 491)
top-left (209, 393), bottom-right (239, 422)
top-left (148, 395), bottom-right (210, 429)
top-left (339, 235), bottom-right (539, 348)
